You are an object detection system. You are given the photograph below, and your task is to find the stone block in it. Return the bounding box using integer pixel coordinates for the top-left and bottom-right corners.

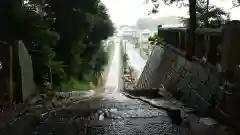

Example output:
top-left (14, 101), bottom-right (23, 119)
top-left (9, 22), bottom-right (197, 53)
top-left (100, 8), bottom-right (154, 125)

top-left (18, 41), bottom-right (36, 101)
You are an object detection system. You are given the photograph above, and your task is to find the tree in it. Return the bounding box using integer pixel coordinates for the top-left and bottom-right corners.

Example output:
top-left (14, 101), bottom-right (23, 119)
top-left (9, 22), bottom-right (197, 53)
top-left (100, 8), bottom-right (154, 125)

top-left (79, 3), bottom-right (114, 82)
top-left (42, 0), bottom-right (100, 78)
top-left (144, 0), bottom-right (196, 60)
top-left (30, 0), bottom-right (114, 81)
top-left (1, 0), bottom-right (114, 90)
top-left (144, 0), bottom-right (236, 59)
top-left (181, 0), bottom-right (229, 28)
top-left (233, 0), bottom-right (240, 6)
top-left (0, 0), bottom-right (62, 86)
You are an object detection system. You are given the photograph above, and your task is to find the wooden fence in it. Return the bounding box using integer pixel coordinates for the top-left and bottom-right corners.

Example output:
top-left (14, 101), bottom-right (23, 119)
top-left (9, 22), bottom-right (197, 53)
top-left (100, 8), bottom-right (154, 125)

top-left (158, 26), bottom-right (222, 65)
top-left (154, 22), bottom-right (240, 132)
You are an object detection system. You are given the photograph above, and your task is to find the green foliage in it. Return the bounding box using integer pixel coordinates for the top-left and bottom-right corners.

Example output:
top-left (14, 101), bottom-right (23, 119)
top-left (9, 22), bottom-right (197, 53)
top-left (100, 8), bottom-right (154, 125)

top-left (145, 0), bottom-right (230, 28)
top-left (148, 34), bottom-right (161, 45)
top-left (1, 0), bottom-right (114, 91)
top-left (60, 77), bottom-right (91, 91)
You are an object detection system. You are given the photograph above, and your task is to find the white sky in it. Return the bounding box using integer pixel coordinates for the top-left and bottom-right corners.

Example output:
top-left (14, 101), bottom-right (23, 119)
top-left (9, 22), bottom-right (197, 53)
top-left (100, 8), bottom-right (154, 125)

top-left (101, 0), bottom-right (240, 26)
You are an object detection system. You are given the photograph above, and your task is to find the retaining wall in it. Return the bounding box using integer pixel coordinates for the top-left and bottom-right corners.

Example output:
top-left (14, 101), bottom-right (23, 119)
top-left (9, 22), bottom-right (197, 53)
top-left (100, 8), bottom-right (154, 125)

top-left (136, 44), bottom-right (219, 113)
top-left (136, 44), bottom-right (240, 130)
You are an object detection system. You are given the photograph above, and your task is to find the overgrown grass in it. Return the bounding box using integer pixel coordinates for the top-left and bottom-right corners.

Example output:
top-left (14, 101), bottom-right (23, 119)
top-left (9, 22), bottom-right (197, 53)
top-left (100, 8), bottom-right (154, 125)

top-left (60, 77), bottom-right (92, 91)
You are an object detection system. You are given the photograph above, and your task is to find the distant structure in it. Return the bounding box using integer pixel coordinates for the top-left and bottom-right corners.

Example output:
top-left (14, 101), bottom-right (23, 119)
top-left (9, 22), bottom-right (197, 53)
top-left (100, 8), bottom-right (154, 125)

top-left (140, 29), bottom-right (155, 49)
top-left (118, 25), bottom-right (139, 43)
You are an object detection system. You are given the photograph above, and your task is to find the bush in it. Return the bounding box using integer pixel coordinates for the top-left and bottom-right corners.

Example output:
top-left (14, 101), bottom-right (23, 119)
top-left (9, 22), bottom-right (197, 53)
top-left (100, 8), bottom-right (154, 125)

top-left (148, 35), bottom-right (161, 45)
top-left (60, 77), bottom-right (91, 92)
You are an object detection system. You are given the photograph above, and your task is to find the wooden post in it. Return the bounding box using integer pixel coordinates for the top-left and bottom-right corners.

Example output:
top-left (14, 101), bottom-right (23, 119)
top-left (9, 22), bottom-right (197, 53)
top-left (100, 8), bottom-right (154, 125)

top-left (205, 0), bottom-right (209, 27)
top-left (204, 35), bottom-right (210, 58)
top-left (187, 0), bottom-right (197, 60)
top-left (9, 45), bottom-right (13, 105)
top-left (178, 32), bottom-right (181, 49)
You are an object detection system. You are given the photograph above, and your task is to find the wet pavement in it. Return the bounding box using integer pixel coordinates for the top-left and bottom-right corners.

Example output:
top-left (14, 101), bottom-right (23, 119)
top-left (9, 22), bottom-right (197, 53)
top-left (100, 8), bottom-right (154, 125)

top-left (1, 39), bottom-right (236, 135)
top-left (25, 92), bottom-right (188, 135)
top-left (0, 40), bottom-right (191, 135)
top-left (105, 42), bottom-right (123, 93)
top-left (125, 42), bottom-right (147, 79)
top-left (22, 40), bottom-right (188, 135)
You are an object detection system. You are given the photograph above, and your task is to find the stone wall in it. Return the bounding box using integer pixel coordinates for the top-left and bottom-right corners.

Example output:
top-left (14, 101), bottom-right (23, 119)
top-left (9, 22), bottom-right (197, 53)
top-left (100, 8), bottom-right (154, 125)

top-left (136, 22), bottom-right (240, 131)
top-left (136, 45), bottom-right (162, 89)
top-left (136, 45), bottom-right (220, 113)
top-left (18, 41), bottom-right (36, 101)
top-left (136, 44), bottom-right (240, 130)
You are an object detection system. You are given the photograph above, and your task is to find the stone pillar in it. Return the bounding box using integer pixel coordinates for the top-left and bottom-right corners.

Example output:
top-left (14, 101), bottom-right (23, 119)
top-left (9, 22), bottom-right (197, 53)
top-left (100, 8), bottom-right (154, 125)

top-left (220, 21), bottom-right (240, 81)
top-left (18, 41), bottom-right (36, 101)
top-left (216, 21), bottom-right (240, 130)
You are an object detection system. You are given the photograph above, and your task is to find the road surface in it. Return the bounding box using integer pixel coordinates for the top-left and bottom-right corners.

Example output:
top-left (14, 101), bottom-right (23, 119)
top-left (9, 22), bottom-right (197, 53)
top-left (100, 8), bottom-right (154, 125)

top-left (125, 42), bottom-right (147, 79)
top-left (104, 42), bottom-right (123, 93)
top-left (0, 41), bottom-right (189, 135)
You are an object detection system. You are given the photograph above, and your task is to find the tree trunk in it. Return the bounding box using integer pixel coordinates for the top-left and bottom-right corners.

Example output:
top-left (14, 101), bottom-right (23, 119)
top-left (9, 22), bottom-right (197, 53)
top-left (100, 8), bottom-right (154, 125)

top-left (187, 0), bottom-right (197, 61)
